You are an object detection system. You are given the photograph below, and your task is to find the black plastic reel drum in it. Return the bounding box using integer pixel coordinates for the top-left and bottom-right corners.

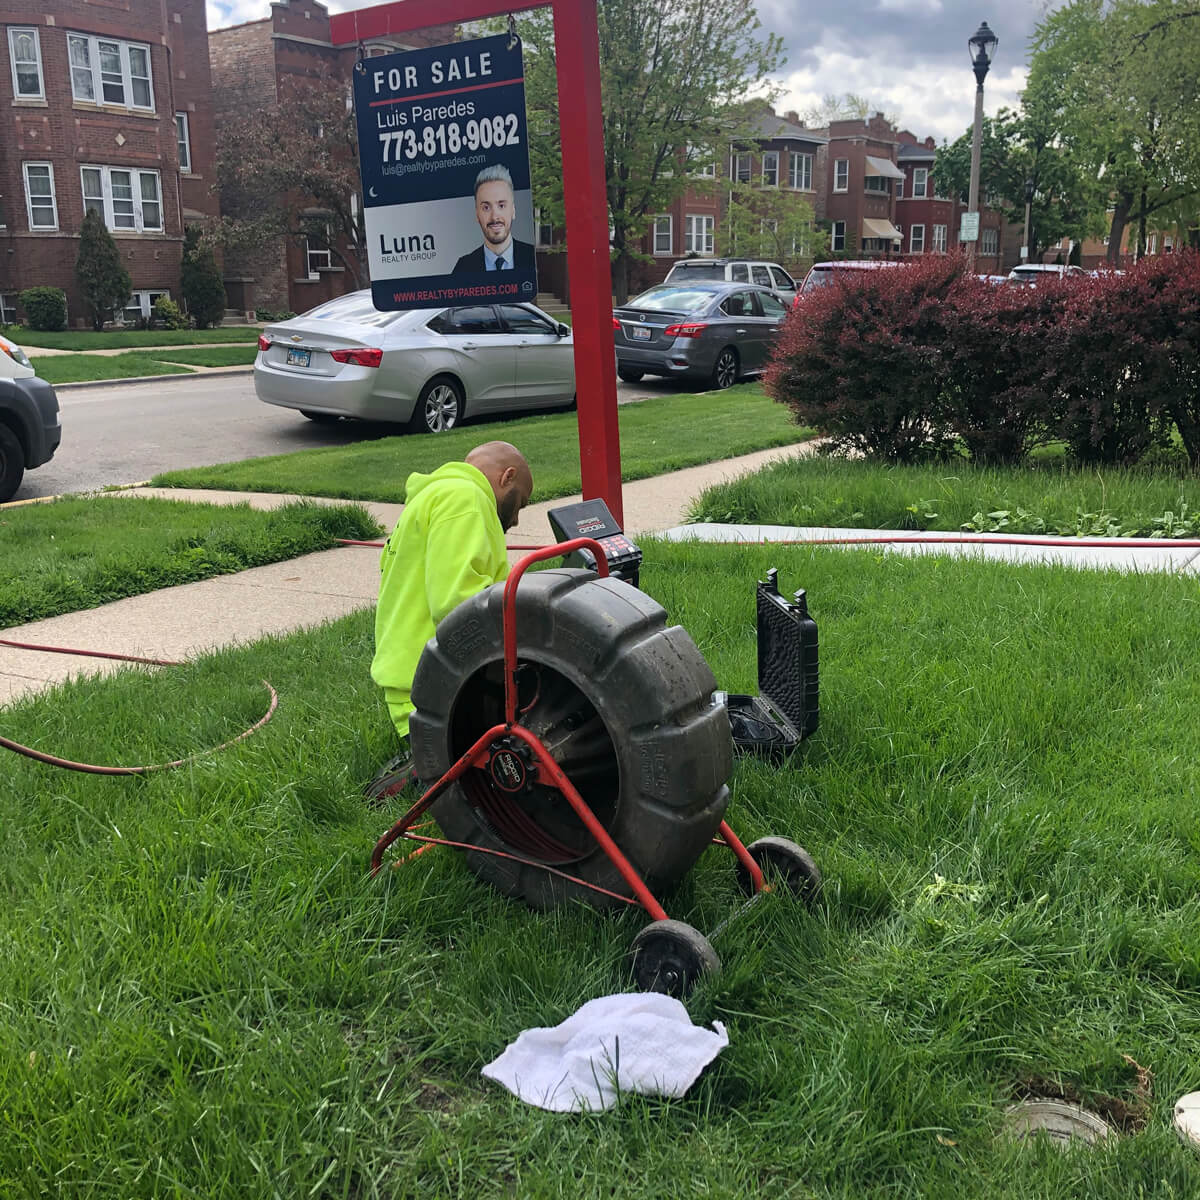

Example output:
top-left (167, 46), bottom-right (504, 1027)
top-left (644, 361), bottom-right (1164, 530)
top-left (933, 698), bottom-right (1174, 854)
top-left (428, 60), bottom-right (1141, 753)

top-left (408, 569), bottom-right (735, 911)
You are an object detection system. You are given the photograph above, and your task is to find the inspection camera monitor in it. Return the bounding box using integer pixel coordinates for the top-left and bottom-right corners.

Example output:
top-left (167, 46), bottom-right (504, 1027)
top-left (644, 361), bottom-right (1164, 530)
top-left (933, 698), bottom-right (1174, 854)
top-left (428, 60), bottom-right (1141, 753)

top-left (546, 499), bottom-right (642, 587)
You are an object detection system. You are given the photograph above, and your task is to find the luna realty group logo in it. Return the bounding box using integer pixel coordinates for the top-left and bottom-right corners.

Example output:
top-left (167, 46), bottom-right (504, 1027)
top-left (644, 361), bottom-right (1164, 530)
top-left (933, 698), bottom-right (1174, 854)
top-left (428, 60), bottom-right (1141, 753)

top-left (377, 230), bottom-right (438, 265)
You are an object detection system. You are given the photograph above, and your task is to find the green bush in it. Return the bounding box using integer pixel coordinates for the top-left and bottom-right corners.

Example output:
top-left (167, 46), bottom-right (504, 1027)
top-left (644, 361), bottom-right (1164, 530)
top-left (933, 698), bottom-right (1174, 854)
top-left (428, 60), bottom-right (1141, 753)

top-left (254, 309), bottom-right (297, 323)
top-left (180, 226), bottom-right (227, 329)
top-left (18, 287), bottom-right (68, 332)
top-left (75, 210), bottom-right (132, 331)
top-left (152, 296), bottom-right (188, 331)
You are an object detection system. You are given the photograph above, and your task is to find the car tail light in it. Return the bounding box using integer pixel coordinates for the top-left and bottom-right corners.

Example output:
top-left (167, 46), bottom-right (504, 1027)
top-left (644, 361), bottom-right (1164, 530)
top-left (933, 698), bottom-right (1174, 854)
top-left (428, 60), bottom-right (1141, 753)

top-left (612, 317), bottom-right (621, 330)
top-left (329, 347), bottom-right (384, 368)
top-left (663, 322), bottom-right (707, 339)
top-left (257, 334), bottom-right (272, 351)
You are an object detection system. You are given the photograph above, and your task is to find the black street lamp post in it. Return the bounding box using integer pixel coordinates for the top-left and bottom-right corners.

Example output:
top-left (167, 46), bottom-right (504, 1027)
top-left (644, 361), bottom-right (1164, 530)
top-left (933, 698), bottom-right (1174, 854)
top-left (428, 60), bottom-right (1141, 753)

top-left (1023, 176), bottom-right (1035, 264)
top-left (966, 21), bottom-right (998, 264)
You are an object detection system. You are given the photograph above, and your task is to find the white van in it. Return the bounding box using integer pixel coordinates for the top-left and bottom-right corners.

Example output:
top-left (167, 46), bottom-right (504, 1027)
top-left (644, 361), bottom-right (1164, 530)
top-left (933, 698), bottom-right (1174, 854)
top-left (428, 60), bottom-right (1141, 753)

top-left (796, 260), bottom-right (906, 302)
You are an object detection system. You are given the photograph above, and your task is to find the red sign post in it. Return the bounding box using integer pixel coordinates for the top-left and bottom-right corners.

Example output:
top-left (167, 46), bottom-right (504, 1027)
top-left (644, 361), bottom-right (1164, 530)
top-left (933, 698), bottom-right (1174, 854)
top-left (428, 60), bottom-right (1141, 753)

top-left (331, 0), bottom-right (623, 526)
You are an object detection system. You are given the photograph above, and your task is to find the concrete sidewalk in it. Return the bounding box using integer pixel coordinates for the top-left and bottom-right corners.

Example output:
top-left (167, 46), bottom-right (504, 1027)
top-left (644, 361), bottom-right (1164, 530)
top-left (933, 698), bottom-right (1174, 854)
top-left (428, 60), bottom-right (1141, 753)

top-left (5, 439), bottom-right (1200, 708)
top-left (0, 442), bottom-right (813, 707)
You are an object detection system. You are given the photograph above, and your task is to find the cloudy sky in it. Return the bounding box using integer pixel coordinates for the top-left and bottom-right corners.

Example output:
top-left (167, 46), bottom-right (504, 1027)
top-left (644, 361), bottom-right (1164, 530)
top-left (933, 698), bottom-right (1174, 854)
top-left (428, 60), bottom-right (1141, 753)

top-left (206, 0), bottom-right (1058, 144)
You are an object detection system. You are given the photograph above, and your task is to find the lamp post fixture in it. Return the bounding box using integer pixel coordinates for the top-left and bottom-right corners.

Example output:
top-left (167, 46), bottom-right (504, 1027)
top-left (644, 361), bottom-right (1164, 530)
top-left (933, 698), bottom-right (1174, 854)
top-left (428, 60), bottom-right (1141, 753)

top-left (1022, 176), bottom-right (1035, 263)
top-left (966, 20), bottom-right (998, 264)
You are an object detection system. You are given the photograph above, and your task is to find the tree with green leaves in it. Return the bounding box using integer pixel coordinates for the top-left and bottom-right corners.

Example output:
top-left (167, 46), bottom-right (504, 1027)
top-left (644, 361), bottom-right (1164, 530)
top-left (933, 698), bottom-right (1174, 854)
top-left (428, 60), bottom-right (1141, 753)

top-left (180, 226), bottom-right (227, 329)
top-left (508, 0), bottom-right (784, 301)
top-left (724, 180), bottom-right (824, 268)
top-left (75, 209), bottom-right (132, 331)
top-left (1029, 0), bottom-right (1200, 262)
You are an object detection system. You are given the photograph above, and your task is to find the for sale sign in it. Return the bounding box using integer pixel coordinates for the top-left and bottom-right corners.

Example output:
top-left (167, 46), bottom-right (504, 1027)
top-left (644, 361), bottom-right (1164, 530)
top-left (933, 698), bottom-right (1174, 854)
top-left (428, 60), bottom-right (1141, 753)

top-left (353, 34), bottom-right (538, 311)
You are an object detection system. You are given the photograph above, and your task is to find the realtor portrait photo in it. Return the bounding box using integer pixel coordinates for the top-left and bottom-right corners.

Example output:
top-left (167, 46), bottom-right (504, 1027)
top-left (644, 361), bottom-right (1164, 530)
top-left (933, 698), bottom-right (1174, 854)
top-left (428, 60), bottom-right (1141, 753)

top-left (454, 164), bottom-right (536, 273)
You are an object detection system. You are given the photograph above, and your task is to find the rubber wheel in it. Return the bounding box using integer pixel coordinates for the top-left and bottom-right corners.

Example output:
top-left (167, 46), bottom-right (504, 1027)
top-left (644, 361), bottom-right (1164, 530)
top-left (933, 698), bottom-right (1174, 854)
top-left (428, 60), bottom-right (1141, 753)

top-left (617, 367), bottom-right (644, 383)
top-left (0, 423), bottom-right (25, 503)
top-left (409, 569), bottom-right (733, 910)
top-left (299, 410), bottom-right (341, 424)
top-left (410, 377), bottom-right (464, 434)
top-left (710, 348), bottom-right (739, 390)
top-left (736, 836), bottom-right (821, 908)
top-left (628, 920), bottom-right (720, 997)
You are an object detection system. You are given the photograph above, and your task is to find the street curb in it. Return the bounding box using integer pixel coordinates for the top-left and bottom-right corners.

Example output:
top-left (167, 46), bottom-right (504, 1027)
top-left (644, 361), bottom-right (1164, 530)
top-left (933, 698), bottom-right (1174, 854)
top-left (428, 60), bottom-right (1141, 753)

top-left (54, 368), bottom-right (254, 391)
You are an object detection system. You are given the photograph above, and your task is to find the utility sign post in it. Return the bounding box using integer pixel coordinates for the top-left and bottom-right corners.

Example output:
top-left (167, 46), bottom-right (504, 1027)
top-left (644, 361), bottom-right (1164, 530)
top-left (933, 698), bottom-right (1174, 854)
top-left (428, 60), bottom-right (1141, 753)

top-left (959, 211), bottom-right (980, 244)
top-left (353, 33), bottom-right (537, 311)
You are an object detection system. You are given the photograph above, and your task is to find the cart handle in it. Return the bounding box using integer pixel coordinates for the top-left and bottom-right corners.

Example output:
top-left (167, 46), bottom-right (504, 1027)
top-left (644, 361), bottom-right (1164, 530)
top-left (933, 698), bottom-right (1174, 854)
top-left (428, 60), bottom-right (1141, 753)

top-left (503, 538), bottom-right (610, 726)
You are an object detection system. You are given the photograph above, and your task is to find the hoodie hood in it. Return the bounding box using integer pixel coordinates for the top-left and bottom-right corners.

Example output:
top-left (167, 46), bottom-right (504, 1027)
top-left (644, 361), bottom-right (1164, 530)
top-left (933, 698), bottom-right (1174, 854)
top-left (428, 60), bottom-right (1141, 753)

top-left (404, 460), bottom-right (493, 505)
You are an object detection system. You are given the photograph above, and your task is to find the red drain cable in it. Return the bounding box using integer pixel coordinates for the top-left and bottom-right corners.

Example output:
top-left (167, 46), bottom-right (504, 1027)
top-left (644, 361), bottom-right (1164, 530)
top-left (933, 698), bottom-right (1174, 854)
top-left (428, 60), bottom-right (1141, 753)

top-left (0, 637), bottom-right (278, 775)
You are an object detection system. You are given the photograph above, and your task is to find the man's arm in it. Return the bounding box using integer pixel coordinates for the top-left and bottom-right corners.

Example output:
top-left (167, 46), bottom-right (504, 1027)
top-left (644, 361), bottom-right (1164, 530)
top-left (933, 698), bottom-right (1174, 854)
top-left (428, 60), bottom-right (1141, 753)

top-left (425, 509), bottom-right (505, 626)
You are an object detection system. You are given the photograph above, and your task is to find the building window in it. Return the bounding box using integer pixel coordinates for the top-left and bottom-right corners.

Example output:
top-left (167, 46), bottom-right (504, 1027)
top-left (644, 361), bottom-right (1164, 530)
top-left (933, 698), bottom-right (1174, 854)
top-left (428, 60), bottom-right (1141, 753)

top-left (0, 293), bottom-right (18, 325)
top-left (932, 224), bottom-right (947, 253)
top-left (176, 113), bottom-right (191, 173)
top-left (122, 290), bottom-right (170, 325)
top-left (68, 34), bottom-right (155, 112)
top-left (305, 236), bottom-right (333, 278)
top-left (981, 228), bottom-right (999, 256)
top-left (864, 176), bottom-right (890, 194)
top-left (734, 154), bottom-right (752, 183)
top-left (761, 152), bottom-right (779, 187)
top-left (684, 214), bottom-right (714, 255)
top-left (788, 152), bottom-right (812, 190)
top-left (834, 159), bottom-right (849, 192)
top-left (896, 178), bottom-right (903, 199)
top-left (912, 168), bottom-right (928, 198)
top-left (653, 215), bottom-right (673, 256)
top-left (1147, 233), bottom-right (1157, 254)
top-left (694, 160), bottom-right (716, 178)
top-left (909, 223), bottom-right (926, 253)
top-left (1164, 235), bottom-right (1174, 252)
top-left (80, 166), bottom-right (163, 232)
top-left (8, 27), bottom-right (44, 99)
top-left (535, 207), bottom-right (553, 247)
top-left (831, 220), bottom-right (845, 252)
top-left (23, 162), bottom-right (57, 230)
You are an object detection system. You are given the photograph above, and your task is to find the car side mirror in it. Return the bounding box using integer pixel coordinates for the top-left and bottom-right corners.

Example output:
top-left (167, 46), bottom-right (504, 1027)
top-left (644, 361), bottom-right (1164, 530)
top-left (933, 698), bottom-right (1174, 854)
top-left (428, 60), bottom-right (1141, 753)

top-left (556, 323), bottom-right (570, 337)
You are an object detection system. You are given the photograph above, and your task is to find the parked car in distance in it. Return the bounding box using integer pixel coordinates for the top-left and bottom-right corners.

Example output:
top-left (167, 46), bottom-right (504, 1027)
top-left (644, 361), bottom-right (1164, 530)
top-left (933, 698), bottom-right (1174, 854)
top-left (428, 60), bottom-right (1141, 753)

top-left (1006, 264), bottom-right (1088, 287)
top-left (255, 291), bottom-right (577, 433)
top-left (977, 274), bottom-right (1010, 286)
top-left (795, 259), bottom-right (906, 303)
top-left (0, 331), bottom-right (62, 503)
top-left (613, 281), bottom-right (789, 390)
top-left (663, 258), bottom-right (798, 303)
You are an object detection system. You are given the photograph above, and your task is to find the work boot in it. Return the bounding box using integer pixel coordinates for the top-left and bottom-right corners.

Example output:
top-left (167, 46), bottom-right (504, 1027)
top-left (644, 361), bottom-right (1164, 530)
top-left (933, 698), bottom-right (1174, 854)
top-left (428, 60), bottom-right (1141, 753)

top-left (363, 752), bottom-right (419, 807)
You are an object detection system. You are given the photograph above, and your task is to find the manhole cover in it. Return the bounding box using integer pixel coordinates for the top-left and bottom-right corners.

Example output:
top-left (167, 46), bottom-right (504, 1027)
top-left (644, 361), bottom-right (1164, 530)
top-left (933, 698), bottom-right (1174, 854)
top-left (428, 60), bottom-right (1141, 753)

top-left (1174, 1091), bottom-right (1200, 1151)
top-left (1002, 1100), bottom-right (1113, 1148)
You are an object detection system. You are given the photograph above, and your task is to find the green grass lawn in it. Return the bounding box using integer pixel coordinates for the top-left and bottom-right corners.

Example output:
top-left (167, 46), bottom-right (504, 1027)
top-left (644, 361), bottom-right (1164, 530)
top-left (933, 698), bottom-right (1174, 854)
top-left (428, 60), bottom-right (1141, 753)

top-left (9, 326), bottom-right (261, 350)
top-left (689, 454), bottom-right (1200, 538)
top-left (149, 385), bottom-right (814, 503)
top-left (0, 496), bottom-right (381, 628)
top-left (1, 544), bottom-right (1198, 1195)
top-left (152, 346), bottom-right (259, 368)
top-left (31, 352), bottom-right (193, 384)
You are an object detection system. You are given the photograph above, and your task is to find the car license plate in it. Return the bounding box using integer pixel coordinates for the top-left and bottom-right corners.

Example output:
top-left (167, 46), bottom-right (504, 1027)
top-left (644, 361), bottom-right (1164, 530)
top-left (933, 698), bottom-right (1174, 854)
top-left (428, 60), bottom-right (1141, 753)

top-left (286, 348), bottom-right (311, 367)
top-left (631, 326), bottom-right (652, 341)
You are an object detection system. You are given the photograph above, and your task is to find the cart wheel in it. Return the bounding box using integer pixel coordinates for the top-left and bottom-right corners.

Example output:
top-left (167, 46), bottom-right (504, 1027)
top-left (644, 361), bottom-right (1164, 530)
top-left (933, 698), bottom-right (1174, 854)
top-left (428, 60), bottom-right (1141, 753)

top-left (737, 836), bottom-right (822, 908)
top-left (628, 919), bottom-right (720, 997)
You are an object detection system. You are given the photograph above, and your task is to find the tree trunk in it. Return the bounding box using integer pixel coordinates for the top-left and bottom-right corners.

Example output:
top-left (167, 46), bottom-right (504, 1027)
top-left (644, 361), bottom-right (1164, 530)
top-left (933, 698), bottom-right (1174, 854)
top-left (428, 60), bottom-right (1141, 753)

top-left (1107, 194), bottom-right (1131, 265)
top-left (1136, 186), bottom-right (1149, 260)
top-left (612, 238), bottom-right (630, 305)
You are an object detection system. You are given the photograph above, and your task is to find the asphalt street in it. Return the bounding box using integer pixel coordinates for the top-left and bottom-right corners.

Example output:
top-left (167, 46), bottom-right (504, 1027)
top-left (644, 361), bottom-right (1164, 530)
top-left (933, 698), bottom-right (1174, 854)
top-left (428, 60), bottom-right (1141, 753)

top-left (11, 371), bottom-right (682, 502)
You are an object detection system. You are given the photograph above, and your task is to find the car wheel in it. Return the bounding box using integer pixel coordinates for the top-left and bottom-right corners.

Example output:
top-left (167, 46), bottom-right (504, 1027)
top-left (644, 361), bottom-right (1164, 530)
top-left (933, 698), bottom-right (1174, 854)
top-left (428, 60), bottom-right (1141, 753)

top-left (299, 410), bottom-right (341, 425)
top-left (617, 367), bottom-right (644, 383)
top-left (710, 348), bottom-right (739, 391)
top-left (0, 423), bottom-right (25, 503)
top-left (410, 377), bottom-right (464, 434)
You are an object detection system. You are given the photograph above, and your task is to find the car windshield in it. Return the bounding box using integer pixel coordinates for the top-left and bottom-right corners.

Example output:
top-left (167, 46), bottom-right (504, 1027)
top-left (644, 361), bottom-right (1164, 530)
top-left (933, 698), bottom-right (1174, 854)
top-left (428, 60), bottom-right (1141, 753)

top-left (668, 263), bottom-right (725, 281)
top-left (301, 294), bottom-right (406, 328)
top-left (626, 286), bottom-right (714, 313)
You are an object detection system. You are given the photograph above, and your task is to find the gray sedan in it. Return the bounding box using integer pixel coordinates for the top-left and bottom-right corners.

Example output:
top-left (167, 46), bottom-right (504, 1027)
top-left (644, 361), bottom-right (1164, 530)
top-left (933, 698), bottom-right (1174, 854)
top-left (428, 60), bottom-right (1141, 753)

top-left (613, 282), bottom-right (789, 390)
top-left (255, 291), bottom-right (575, 433)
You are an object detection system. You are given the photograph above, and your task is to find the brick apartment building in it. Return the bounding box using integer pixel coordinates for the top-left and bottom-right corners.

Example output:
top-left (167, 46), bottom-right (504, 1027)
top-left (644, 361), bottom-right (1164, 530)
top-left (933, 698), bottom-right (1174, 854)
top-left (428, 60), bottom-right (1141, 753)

top-left (0, 0), bottom-right (218, 326)
top-left (208, 0), bottom-right (454, 316)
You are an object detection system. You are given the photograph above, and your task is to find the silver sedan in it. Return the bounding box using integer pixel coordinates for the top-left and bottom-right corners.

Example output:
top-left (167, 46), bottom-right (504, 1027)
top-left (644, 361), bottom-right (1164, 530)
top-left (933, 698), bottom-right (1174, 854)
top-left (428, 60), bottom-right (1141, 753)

top-left (613, 282), bottom-right (789, 390)
top-left (254, 291), bottom-right (576, 433)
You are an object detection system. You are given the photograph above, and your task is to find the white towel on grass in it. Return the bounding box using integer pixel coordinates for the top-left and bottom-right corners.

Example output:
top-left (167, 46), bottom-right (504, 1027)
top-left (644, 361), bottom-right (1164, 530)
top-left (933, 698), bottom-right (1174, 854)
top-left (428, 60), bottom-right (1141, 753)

top-left (481, 992), bottom-right (729, 1112)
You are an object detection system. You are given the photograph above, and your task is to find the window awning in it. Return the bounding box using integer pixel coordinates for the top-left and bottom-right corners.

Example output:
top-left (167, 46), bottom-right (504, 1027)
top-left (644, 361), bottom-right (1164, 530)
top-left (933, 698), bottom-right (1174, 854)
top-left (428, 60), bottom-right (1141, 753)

top-left (864, 155), bottom-right (905, 180)
top-left (863, 218), bottom-right (903, 242)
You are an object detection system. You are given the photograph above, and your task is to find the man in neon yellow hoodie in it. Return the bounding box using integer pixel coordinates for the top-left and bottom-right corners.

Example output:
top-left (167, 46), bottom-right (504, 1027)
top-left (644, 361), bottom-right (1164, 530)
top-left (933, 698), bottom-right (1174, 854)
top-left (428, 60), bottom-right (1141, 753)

top-left (365, 440), bottom-right (533, 802)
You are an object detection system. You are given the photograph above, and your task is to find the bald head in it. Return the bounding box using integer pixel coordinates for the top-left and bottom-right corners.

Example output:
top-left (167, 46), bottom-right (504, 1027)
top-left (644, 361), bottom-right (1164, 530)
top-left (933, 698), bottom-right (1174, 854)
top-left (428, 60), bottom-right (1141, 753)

top-left (465, 441), bottom-right (533, 531)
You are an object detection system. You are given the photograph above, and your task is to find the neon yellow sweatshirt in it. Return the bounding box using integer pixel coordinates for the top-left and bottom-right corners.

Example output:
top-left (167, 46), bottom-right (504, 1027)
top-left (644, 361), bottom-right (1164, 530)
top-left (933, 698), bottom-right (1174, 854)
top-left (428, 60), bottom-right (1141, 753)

top-left (371, 461), bottom-right (508, 738)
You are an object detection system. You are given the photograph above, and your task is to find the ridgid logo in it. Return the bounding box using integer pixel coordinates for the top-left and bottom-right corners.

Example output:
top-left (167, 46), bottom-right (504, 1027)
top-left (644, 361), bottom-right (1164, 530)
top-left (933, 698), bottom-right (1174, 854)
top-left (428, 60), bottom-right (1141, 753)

top-left (378, 232), bottom-right (437, 264)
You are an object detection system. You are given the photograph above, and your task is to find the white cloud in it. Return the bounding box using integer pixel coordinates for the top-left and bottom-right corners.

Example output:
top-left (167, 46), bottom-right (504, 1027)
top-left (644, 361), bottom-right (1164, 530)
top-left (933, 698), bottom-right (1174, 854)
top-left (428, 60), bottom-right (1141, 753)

top-left (878, 0), bottom-right (943, 14)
